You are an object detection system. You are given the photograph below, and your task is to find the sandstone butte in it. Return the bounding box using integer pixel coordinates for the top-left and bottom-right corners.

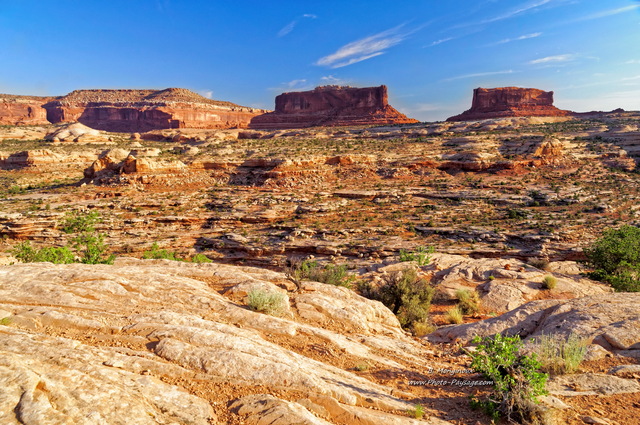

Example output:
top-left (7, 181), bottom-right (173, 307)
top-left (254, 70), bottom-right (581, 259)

top-left (249, 85), bottom-right (419, 129)
top-left (2, 88), bottom-right (268, 131)
top-left (446, 87), bottom-right (572, 122)
top-left (0, 94), bottom-right (52, 126)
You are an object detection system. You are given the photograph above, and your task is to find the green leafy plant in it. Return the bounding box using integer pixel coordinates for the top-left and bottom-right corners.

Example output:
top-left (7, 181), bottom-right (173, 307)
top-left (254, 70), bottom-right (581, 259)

top-left (354, 362), bottom-right (370, 372)
top-left (72, 232), bottom-right (115, 265)
top-left (542, 275), bottom-right (557, 290)
top-left (407, 404), bottom-right (425, 419)
top-left (469, 334), bottom-right (549, 424)
top-left (0, 317), bottom-right (12, 326)
top-left (584, 225), bottom-right (640, 292)
top-left (191, 253), bottom-right (212, 263)
top-left (290, 259), bottom-right (355, 287)
top-left (143, 242), bottom-right (183, 261)
top-left (246, 289), bottom-right (288, 316)
top-left (533, 333), bottom-right (588, 375)
top-left (361, 268), bottom-right (434, 331)
top-left (62, 211), bottom-right (101, 234)
top-left (455, 289), bottom-right (481, 315)
top-left (398, 246), bottom-right (434, 266)
top-left (12, 241), bottom-right (75, 264)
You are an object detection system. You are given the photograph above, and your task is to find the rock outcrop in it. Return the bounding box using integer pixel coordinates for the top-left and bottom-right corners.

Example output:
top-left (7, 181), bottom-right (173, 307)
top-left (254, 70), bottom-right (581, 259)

top-left (250, 85), bottom-right (418, 129)
top-left (43, 88), bottom-right (267, 132)
top-left (447, 87), bottom-right (571, 122)
top-left (0, 94), bottom-right (50, 125)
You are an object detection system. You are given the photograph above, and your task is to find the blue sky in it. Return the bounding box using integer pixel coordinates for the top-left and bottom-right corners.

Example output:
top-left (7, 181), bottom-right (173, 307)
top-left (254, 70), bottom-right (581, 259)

top-left (1, 0), bottom-right (639, 121)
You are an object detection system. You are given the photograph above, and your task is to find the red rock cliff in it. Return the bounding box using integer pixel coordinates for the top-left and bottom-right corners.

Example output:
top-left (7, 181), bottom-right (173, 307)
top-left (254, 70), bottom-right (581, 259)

top-left (0, 95), bottom-right (51, 125)
top-left (447, 87), bottom-right (571, 122)
top-left (44, 88), bottom-right (267, 132)
top-left (250, 85), bottom-right (418, 129)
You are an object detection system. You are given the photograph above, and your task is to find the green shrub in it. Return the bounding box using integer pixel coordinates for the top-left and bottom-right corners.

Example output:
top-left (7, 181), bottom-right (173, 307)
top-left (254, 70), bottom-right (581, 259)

top-left (12, 241), bottom-right (75, 264)
top-left (455, 289), bottom-right (481, 315)
top-left (398, 246), bottom-right (434, 266)
top-left (469, 334), bottom-right (549, 424)
top-left (62, 211), bottom-right (101, 234)
top-left (584, 225), bottom-right (640, 291)
top-left (143, 242), bottom-right (183, 261)
top-left (290, 259), bottom-right (355, 287)
top-left (191, 253), bottom-right (212, 263)
top-left (445, 306), bottom-right (464, 324)
top-left (542, 275), bottom-right (557, 290)
top-left (246, 289), bottom-right (288, 316)
top-left (533, 333), bottom-right (588, 375)
top-left (72, 233), bottom-right (115, 265)
top-left (0, 317), bottom-right (11, 326)
top-left (412, 319), bottom-right (436, 337)
top-left (407, 404), bottom-right (425, 419)
top-left (362, 268), bottom-right (434, 330)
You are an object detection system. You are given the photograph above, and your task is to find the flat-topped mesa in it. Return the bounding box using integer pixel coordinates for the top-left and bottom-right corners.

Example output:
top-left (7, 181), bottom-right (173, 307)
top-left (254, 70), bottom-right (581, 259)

top-left (447, 87), bottom-right (572, 122)
top-left (43, 88), bottom-right (268, 132)
top-left (250, 85), bottom-right (418, 129)
top-left (0, 94), bottom-right (52, 125)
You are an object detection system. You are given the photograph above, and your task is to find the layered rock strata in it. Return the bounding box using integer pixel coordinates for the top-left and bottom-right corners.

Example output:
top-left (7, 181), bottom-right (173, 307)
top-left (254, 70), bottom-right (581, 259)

top-left (447, 87), bottom-right (571, 122)
top-left (43, 88), bottom-right (267, 132)
top-left (250, 85), bottom-right (418, 129)
top-left (0, 94), bottom-right (51, 125)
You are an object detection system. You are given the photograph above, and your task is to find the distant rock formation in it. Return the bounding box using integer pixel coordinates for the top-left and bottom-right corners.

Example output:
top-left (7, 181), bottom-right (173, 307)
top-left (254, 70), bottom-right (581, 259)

top-left (250, 85), bottom-right (418, 129)
top-left (447, 87), bottom-right (571, 122)
top-left (0, 94), bottom-right (51, 125)
top-left (43, 88), bottom-right (267, 132)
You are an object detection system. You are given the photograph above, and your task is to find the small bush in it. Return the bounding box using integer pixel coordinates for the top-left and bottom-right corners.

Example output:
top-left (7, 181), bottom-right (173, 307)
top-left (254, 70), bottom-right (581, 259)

top-left (533, 333), bottom-right (588, 375)
top-left (445, 306), bottom-right (464, 324)
top-left (291, 259), bottom-right (355, 287)
top-left (191, 253), bottom-right (212, 263)
top-left (412, 320), bottom-right (436, 337)
top-left (62, 211), bottom-right (101, 234)
top-left (143, 242), bottom-right (183, 261)
top-left (542, 275), bottom-right (557, 290)
top-left (529, 258), bottom-right (550, 271)
top-left (354, 362), bottom-right (370, 372)
top-left (584, 225), bottom-right (640, 292)
top-left (73, 233), bottom-right (115, 265)
top-left (398, 246), bottom-right (434, 266)
top-left (455, 289), bottom-right (481, 315)
top-left (469, 334), bottom-right (548, 424)
top-left (364, 268), bottom-right (434, 330)
top-left (246, 289), bottom-right (288, 316)
top-left (407, 404), bottom-right (425, 419)
top-left (12, 241), bottom-right (75, 264)
top-left (0, 317), bottom-right (12, 326)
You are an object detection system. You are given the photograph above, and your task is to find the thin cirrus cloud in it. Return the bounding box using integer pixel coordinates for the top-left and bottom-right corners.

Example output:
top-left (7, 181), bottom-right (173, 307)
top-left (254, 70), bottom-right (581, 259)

top-left (315, 25), bottom-right (412, 69)
top-left (567, 4), bottom-right (640, 24)
top-left (426, 37), bottom-right (455, 47)
top-left (529, 54), bottom-right (575, 64)
top-left (277, 14), bottom-right (317, 37)
top-left (441, 70), bottom-right (516, 82)
top-left (490, 32), bottom-right (542, 45)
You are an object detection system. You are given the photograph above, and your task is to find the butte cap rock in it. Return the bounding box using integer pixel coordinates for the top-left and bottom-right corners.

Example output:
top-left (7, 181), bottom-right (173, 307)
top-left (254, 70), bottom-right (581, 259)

top-left (250, 85), bottom-right (418, 129)
top-left (0, 94), bottom-right (51, 126)
top-left (447, 87), bottom-right (571, 122)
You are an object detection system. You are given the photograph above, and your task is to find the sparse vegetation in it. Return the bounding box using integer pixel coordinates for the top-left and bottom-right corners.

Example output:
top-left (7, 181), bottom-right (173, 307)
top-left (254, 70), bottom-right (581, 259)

top-left (445, 306), bottom-right (464, 324)
top-left (13, 242), bottom-right (75, 264)
top-left (398, 246), bottom-right (434, 266)
top-left (289, 259), bottom-right (355, 287)
top-left (542, 275), bottom-right (557, 290)
top-left (246, 289), bottom-right (288, 316)
top-left (585, 225), bottom-right (640, 292)
top-left (143, 243), bottom-right (183, 261)
top-left (360, 268), bottom-right (434, 331)
top-left (0, 317), bottom-right (12, 326)
top-left (455, 289), bottom-right (481, 315)
top-left (533, 333), bottom-right (588, 375)
top-left (469, 334), bottom-right (549, 424)
top-left (407, 404), bottom-right (425, 419)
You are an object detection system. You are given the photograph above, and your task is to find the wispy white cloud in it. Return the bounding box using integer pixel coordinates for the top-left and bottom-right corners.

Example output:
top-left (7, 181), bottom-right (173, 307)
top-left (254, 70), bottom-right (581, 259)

top-left (320, 75), bottom-right (349, 85)
top-left (625, 59), bottom-right (640, 64)
top-left (441, 69), bottom-right (516, 82)
top-left (490, 32), bottom-right (542, 45)
top-left (269, 79), bottom-right (313, 92)
top-left (315, 25), bottom-right (411, 68)
top-left (197, 89), bottom-right (213, 99)
top-left (483, 0), bottom-right (554, 24)
top-left (569, 4), bottom-right (640, 23)
top-left (621, 75), bottom-right (640, 81)
top-left (529, 54), bottom-right (575, 64)
top-left (277, 14), bottom-right (317, 37)
top-left (426, 37), bottom-right (455, 47)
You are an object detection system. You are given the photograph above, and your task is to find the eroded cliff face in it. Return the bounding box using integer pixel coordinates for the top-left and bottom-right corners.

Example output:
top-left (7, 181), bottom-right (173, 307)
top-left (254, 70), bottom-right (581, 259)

top-left (43, 88), bottom-right (267, 132)
top-left (0, 95), bottom-right (51, 125)
top-left (250, 85), bottom-right (418, 129)
top-left (447, 87), bottom-right (571, 122)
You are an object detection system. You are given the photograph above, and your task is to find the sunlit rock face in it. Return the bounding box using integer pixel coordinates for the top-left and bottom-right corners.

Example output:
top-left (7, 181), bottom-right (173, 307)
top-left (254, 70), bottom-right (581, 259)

top-left (250, 85), bottom-right (418, 129)
top-left (447, 87), bottom-right (571, 122)
top-left (0, 95), bottom-right (50, 125)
